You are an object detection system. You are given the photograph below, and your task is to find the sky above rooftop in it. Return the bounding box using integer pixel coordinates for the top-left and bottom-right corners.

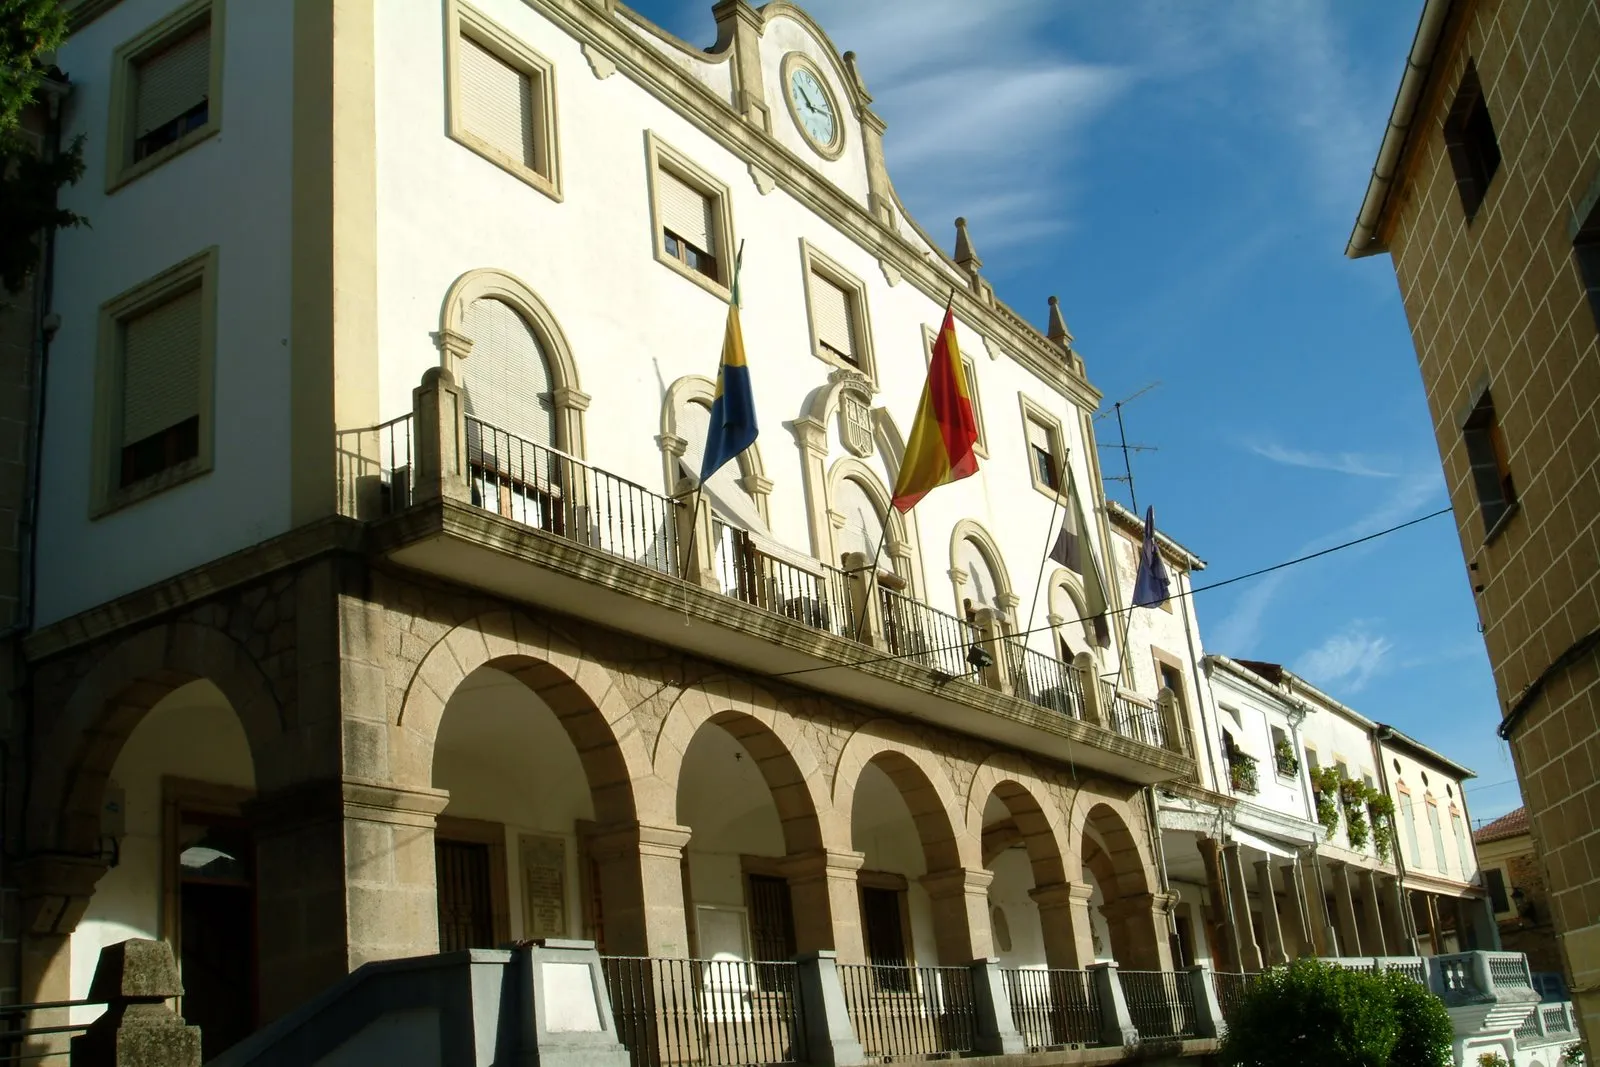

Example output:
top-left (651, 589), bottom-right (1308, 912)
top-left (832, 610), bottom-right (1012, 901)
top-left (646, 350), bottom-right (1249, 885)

top-left (629, 0), bottom-right (1522, 823)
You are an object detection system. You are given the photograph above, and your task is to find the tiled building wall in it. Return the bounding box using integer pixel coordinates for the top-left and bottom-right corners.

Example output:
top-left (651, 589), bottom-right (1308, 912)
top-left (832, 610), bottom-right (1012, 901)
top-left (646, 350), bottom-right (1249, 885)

top-left (1382, 0), bottom-right (1600, 1038)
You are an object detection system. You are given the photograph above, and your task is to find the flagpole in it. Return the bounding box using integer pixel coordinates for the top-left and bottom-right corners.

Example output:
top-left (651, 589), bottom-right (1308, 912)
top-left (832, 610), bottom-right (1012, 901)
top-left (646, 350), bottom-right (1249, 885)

top-left (1021, 478), bottom-right (1068, 647)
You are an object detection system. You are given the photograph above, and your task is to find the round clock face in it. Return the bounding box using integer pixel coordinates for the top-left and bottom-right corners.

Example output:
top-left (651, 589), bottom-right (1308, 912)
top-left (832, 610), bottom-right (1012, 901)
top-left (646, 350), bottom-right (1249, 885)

top-left (788, 67), bottom-right (837, 150)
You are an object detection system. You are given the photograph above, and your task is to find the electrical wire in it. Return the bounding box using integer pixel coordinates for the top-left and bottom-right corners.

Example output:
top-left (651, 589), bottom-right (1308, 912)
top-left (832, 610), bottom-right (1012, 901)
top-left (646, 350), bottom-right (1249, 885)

top-left (770, 504), bottom-right (1454, 680)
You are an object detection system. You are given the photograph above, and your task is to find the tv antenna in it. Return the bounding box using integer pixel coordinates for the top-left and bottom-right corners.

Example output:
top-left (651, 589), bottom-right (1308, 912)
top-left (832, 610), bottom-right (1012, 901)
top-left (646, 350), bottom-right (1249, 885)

top-left (1096, 382), bottom-right (1160, 512)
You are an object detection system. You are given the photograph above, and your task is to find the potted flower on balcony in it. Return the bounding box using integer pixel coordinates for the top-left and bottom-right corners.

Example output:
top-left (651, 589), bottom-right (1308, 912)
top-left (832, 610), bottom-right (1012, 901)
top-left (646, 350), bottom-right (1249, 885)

top-left (1229, 750), bottom-right (1260, 795)
top-left (1310, 767), bottom-right (1341, 838)
top-left (1368, 793), bottom-right (1396, 862)
top-left (1340, 780), bottom-right (1371, 850)
top-left (1273, 738), bottom-right (1300, 778)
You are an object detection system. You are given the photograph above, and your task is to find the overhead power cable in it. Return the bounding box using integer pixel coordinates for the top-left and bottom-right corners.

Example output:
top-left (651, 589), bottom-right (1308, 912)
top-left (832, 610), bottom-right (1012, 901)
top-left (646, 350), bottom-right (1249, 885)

top-left (769, 505), bottom-right (1454, 680)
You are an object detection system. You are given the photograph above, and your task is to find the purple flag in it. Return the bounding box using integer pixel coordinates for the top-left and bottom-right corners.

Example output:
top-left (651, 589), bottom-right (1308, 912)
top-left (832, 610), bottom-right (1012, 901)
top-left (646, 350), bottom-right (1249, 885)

top-left (1132, 505), bottom-right (1172, 608)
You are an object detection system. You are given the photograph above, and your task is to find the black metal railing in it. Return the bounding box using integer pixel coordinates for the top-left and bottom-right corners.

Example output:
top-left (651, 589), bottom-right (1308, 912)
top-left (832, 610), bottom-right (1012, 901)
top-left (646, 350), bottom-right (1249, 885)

top-left (1119, 970), bottom-right (1197, 1042)
top-left (879, 589), bottom-right (977, 679)
top-left (837, 963), bottom-right (977, 1060)
top-left (713, 523), bottom-right (857, 638)
top-left (1102, 684), bottom-right (1167, 748)
top-left (601, 957), bottom-right (805, 1067)
top-left (466, 418), bottom-right (681, 578)
top-left (1003, 641), bottom-right (1084, 718)
top-left (336, 413), bottom-right (414, 519)
top-left (1001, 968), bottom-right (1103, 1049)
top-left (0, 999), bottom-right (109, 1062)
top-left (1211, 971), bottom-right (1255, 1024)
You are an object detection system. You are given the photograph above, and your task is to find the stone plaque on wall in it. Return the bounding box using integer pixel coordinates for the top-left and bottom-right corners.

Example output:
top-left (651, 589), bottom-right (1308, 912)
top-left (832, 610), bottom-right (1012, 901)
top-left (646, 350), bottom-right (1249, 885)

top-left (520, 834), bottom-right (567, 940)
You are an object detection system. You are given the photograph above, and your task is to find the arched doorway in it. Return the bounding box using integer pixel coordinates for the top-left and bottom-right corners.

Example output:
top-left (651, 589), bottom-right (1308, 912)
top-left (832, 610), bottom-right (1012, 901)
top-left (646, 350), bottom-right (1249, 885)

top-left (1079, 802), bottom-right (1168, 971)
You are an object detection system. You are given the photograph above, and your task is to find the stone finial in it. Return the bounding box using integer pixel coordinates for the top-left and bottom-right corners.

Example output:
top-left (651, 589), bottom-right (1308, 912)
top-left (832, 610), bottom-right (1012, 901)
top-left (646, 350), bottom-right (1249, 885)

top-left (1046, 296), bottom-right (1073, 344)
top-left (954, 217), bottom-right (982, 273)
top-left (842, 51), bottom-right (871, 100)
top-left (73, 939), bottom-right (201, 1067)
top-left (86, 939), bottom-right (183, 1002)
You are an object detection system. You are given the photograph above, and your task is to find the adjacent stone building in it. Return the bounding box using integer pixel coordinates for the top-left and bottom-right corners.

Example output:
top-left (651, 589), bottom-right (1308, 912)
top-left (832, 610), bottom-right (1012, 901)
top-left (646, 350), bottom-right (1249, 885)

top-left (1476, 807), bottom-right (1565, 990)
top-left (1348, 0), bottom-right (1600, 1043)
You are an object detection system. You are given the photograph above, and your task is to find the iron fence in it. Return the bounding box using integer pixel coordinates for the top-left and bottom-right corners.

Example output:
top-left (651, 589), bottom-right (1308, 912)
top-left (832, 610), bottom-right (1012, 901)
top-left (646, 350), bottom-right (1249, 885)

top-left (713, 524), bottom-right (857, 637)
top-left (0, 999), bottom-right (108, 1062)
top-left (879, 589), bottom-right (977, 679)
top-left (1119, 970), bottom-right (1198, 1042)
top-left (837, 963), bottom-right (977, 1060)
top-left (1211, 971), bottom-right (1254, 1024)
top-left (1003, 642), bottom-right (1083, 718)
top-left (601, 956), bottom-right (805, 1067)
top-left (336, 413), bottom-right (414, 519)
top-left (466, 417), bottom-right (680, 578)
top-left (1001, 968), bottom-right (1103, 1049)
top-left (1101, 684), bottom-right (1166, 747)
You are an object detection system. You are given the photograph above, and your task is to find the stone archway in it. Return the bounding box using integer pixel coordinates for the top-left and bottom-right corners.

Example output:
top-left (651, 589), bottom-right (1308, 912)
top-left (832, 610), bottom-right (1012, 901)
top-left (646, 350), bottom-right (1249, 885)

top-left (1067, 792), bottom-right (1172, 971)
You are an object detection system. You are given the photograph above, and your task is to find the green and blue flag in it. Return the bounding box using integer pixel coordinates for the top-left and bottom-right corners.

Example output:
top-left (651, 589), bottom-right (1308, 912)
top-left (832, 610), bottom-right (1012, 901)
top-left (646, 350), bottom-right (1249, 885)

top-left (699, 246), bottom-right (757, 482)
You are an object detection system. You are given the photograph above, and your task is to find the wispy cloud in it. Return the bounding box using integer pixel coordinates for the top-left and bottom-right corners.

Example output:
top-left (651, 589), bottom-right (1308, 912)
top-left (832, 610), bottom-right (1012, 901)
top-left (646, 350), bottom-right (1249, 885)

top-left (1295, 622), bottom-right (1394, 692)
top-left (1247, 442), bottom-right (1399, 478)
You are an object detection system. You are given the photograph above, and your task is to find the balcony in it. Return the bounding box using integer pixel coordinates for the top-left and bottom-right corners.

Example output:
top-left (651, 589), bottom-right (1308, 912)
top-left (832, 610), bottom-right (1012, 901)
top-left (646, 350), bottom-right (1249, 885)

top-left (334, 373), bottom-right (1194, 784)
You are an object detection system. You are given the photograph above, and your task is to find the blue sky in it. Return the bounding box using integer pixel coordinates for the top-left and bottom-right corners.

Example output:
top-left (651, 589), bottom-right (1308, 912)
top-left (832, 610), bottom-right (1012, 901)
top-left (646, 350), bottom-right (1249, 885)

top-left (630, 0), bottom-right (1522, 823)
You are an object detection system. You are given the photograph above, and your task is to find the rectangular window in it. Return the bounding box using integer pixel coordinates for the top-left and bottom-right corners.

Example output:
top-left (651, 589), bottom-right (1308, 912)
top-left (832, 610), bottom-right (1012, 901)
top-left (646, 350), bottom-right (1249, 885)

top-left (1483, 866), bottom-right (1510, 914)
top-left (447, 5), bottom-right (559, 197)
top-left (459, 36), bottom-right (536, 167)
top-left (1401, 793), bottom-right (1422, 867)
top-left (812, 272), bottom-right (858, 364)
top-left (746, 874), bottom-right (796, 962)
top-left (963, 357), bottom-right (986, 452)
top-left (1462, 389), bottom-right (1516, 536)
top-left (1572, 192), bottom-right (1600, 336)
top-left (1443, 61), bottom-right (1501, 221)
top-left (1453, 814), bottom-right (1472, 877)
top-left (658, 167), bottom-right (719, 281)
top-left (1427, 802), bottom-right (1448, 871)
top-left (860, 884), bottom-right (909, 989)
top-left (1026, 415), bottom-right (1061, 493)
top-left (107, 0), bottom-right (222, 189)
top-left (94, 248), bottom-right (217, 514)
top-left (801, 242), bottom-right (875, 378)
top-left (648, 133), bottom-right (735, 299)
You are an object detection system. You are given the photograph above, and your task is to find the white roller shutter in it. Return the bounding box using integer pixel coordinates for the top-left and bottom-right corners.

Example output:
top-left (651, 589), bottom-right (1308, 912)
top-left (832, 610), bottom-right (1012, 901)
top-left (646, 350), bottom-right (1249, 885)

top-left (121, 287), bottom-right (202, 445)
top-left (834, 477), bottom-right (883, 565)
top-left (1025, 417), bottom-right (1055, 457)
top-left (135, 24), bottom-right (210, 135)
top-left (656, 168), bottom-right (714, 254)
top-left (461, 298), bottom-right (555, 447)
top-left (458, 34), bottom-right (535, 167)
top-left (811, 272), bottom-right (856, 360)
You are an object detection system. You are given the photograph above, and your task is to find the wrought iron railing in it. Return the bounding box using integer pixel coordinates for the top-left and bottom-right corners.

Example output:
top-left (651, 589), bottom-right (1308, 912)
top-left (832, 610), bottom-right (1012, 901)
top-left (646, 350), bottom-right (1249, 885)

top-left (879, 589), bottom-right (978, 679)
top-left (837, 963), bottom-right (977, 1059)
top-left (1003, 642), bottom-right (1084, 718)
top-left (1211, 970), bottom-right (1255, 1023)
top-left (601, 956), bottom-right (805, 1067)
top-left (466, 417), bottom-right (681, 578)
top-left (1001, 968), bottom-right (1103, 1049)
top-left (1119, 970), bottom-right (1198, 1042)
top-left (1101, 683), bottom-right (1167, 747)
top-left (713, 523), bottom-right (857, 637)
top-left (0, 998), bottom-right (109, 1062)
top-left (336, 413), bottom-right (414, 519)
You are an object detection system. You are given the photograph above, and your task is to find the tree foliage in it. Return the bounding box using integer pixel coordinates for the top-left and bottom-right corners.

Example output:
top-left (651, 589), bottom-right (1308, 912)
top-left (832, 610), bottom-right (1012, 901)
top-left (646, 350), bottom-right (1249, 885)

top-left (2, 0), bottom-right (84, 295)
top-left (1220, 958), bottom-right (1454, 1067)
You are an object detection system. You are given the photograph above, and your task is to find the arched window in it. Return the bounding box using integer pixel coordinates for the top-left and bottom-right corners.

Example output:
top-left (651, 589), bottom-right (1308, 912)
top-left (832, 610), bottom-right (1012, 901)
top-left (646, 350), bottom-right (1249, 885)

top-left (673, 396), bottom-right (767, 532)
top-left (1051, 579), bottom-right (1099, 657)
top-left (461, 297), bottom-right (557, 449)
top-left (1398, 784), bottom-right (1422, 868)
top-left (955, 537), bottom-right (1001, 619)
top-left (835, 477), bottom-right (885, 569)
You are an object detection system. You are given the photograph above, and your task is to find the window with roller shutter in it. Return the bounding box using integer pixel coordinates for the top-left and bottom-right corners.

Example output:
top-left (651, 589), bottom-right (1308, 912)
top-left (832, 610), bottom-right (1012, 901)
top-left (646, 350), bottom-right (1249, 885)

top-left (446, 9), bottom-right (559, 197)
top-left (801, 243), bottom-right (875, 378)
top-left (132, 22), bottom-right (211, 162)
top-left (119, 286), bottom-right (202, 487)
top-left (1025, 415), bottom-right (1062, 493)
top-left (811, 272), bottom-right (858, 365)
top-left (646, 134), bottom-right (735, 296)
top-left (108, 2), bottom-right (221, 186)
top-left (656, 168), bottom-right (719, 280)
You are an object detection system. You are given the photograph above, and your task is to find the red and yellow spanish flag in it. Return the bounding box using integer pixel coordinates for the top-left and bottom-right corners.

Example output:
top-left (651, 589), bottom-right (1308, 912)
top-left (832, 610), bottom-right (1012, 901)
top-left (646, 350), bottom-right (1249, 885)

top-left (891, 304), bottom-right (979, 512)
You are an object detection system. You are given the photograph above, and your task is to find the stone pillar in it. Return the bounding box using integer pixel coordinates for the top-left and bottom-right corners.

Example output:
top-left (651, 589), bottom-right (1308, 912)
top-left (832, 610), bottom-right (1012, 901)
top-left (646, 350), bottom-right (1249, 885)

top-left (1421, 892), bottom-right (1442, 955)
top-left (711, 0), bottom-right (770, 130)
top-left (1254, 858), bottom-right (1288, 966)
top-left (1382, 877), bottom-right (1418, 955)
top-left (1098, 892), bottom-right (1176, 972)
top-left (1331, 863), bottom-right (1363, 957)
top-left (251, 776), bottom-right (450, 1020)
top-left (795, 951), bottom-right (867, 1066)
top-left (1087, 962), bottom-right (1139, 1048)
top-left (969, 608), bottom-right (1011, 694)
top-left (1358, 870), bottom-right (1389, 955)
top-left (15, 855), bottom-right (106, 1055)
top-left (586, 821), bottom-right (693, 958)
top-left (1279, 859), bottom-right (1316, 958)
top-left (1469, 894), bottom-right (1501, 951)
top-left (412, 365), bottom-right (469, 506)
top-left (1198, 837), bottom-right (1239, 971)
top-left (783, 849), bottom-right (867, 963)
top-left (1187, 962), bottom-right (1227, 1039)
top-left (1222, 845), bottom-right (1263, 971)
top-left (968, 957), bottom-right (1027, 1055)
top-left (1030, 882), bottom-right (1096, 969)
top-left (920, 868), bottom-right (994, 964)
top-left (1074, 652), bottom-right (1105, 728)
top-left (70, 939), bottom-right (200, 1067)
top-left (674, 475), bottom-right (721, 591)
top-left (1156, 688), bottom-right (1188, 755)
top-left (841, 550), bottom-right (887, 649)
top-left (1307, 857), bottom-right (1341, 956)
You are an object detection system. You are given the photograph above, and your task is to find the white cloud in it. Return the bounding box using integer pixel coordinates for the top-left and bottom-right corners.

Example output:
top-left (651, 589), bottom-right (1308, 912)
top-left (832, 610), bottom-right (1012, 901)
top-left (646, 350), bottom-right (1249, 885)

top-left (1295, 622), bottom-right (1394, 693)
top-left (1247, 442), bottom-right (1399, 478)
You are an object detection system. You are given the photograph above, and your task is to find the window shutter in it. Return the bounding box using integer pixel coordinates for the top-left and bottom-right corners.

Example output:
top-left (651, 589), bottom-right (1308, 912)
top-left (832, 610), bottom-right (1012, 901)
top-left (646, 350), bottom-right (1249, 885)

top-left (811, 273), bottom-right (855, 359)
top-left (834, 478), bottom-right (883, 564)
top-left (135, 24), bottom-right (210, 135)
top-left (458, 35), bottom-right (535, 167)
top-left (657, 168), bottom-right (714, 253)
top-left (1026, 417), bottom-right (1055, 457)
top-left (121, 287), bottom-right (202, 446)
top-left (461, 298), bottom-right (556, 448)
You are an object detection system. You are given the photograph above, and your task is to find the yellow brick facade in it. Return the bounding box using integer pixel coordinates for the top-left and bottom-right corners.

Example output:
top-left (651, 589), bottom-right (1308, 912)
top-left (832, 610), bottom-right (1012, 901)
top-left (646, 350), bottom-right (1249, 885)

top-left (1365, 0), bottom-right (1600, 1044)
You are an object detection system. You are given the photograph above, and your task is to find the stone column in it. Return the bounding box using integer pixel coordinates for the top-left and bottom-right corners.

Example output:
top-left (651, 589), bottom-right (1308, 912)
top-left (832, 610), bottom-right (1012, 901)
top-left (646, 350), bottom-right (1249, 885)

top-left (1187, 962), bottom-right (1227, 1039)
top-left (1198, 837), bottom-right (1239, 971)
top-left (920, 868), bottom-right (994, 964)
top-left (70, 940), bottom-right (201, 1067)
top-left (712, 0), bottom-right (770, 130)
top-left (1222, 845), bottom-right (1263, 971)
top-left (969, 608), bottom-right (1011, 694)
top-left (969, 958), bottom-right (1027, 1055)
top-left (1074, 652), bottom-right (1105, 728)
top-left (1088, 962), bottom-right (1140, 1048)
top-left (1306, 857), bottom-right (1341, 956)
top-left (674, 475), bottom-right (721, 591)
top-left (1358, 869), bottom-right (1390, 955)
top-left (1421, 892), bottom-right (1442, 955)
top-left (841, 550), bottom-right (887, 650)
top-left (1279, 859), bottom-right (1316, 958)
top-left (14, 855), bottom-right (106, 1056)
top-left (1254, 858), bottom-right (1288, 966)
top-left (794, 951), bottom-right (867, 1066)
top-left (1330, 863), bottom-right (1363, 957)
top-left (1382, 876), bottom-right (1418, 955)
top-left (783, 849), bottom-right (867, 963)
top-left (1030, 882), bottom-right (1097, 969)
top-left (412, 365), bottom-right (469, 506)
top-left (586, 821), bottom-right (694, 958)
top-left (1098, 892), bottom-right (1176, 972)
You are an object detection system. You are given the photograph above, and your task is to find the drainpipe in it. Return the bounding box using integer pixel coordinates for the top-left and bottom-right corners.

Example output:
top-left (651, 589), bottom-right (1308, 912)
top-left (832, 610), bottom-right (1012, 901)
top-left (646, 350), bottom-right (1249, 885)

top-left (1144, 786), bottom-right (1181, 955)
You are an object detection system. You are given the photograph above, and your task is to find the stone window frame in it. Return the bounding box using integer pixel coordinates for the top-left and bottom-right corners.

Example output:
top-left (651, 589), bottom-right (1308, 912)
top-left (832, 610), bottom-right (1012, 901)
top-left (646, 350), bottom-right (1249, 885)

top-left (946, 519), bottom-right (1015, 624)
top-left (645, 130), bottom-right (738, 302)
top-left (436, 814), bottom-right (513, 946)
top-left (1457, 380), bottom-right (1518, 543)
top-left (90, 246), bottom-right (220, 518)
top-left (922, 323), bottom-right (987, 457)
top-left (1441, 58), bottom-right (1501, 223)
top-left (105, 0), bottom-right (226, 193)
top-left (445, 0), bottom-right (563, 201)
top-left (800, 239), bottom-right (877, 383)
top-left (1017, 394), bottom-right (1068, 505)
top-left (160, 775), bottom-right (253, 1021)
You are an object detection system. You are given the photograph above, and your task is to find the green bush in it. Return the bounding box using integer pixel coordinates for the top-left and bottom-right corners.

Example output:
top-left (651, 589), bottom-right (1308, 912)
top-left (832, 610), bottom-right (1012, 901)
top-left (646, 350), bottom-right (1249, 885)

top-left (1220, 959), bottom-right (1454, 1067)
